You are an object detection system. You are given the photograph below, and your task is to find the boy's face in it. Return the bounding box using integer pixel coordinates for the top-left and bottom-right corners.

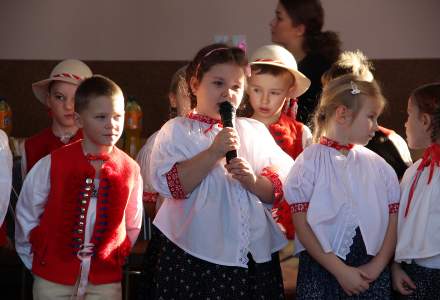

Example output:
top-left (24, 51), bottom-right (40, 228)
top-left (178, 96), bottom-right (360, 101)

top-left (75, 95), bottom-right (125, 153)
top-left (46, 81), bottom-right (78, 128)
top-left (247, 71), bottom-right (295, 125)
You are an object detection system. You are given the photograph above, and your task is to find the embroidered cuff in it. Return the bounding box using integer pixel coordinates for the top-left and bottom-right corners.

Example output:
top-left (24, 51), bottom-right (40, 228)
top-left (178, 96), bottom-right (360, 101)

top-left (165, 163), bottom-right (186, 200)
top-left (389, 203), bottom-right (399, 214)
top-left (292, 202), bottom-right (309, 213)
top-left (260, 167), bottom-right (283, 205)
top-left (143, 191), bottom-right (159, 203)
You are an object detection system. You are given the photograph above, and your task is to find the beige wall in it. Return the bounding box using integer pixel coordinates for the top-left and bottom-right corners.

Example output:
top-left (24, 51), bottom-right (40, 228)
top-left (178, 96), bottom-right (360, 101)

top-left (0, 0), bottom-right (439, 60)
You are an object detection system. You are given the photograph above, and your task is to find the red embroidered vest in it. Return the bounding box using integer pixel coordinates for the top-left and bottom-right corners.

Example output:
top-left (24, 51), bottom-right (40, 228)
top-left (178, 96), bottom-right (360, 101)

top-left (29, 140), bottom-right (138, 285)
top-left (25, 127), bottom-right (83, 173)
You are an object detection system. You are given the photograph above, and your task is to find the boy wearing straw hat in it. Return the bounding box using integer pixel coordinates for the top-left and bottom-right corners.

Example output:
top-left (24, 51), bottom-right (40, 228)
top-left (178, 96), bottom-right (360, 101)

top-left (23, 59), bottom-right (92, 174)
top-left (245, 44), bottom-right (311, 240)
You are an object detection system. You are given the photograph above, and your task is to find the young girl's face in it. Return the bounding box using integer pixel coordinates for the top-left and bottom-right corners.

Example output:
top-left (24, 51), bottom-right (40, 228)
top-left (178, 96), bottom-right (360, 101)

top-left (46, 81), bottom-right (78, 128)
top-left (405, 97), bottom-right (431, 149)
top-left (347, 96), bottom-right (381, 145)
top-left (248, 71), bottom-right (294, 125)
top-left (191, 63), bottom-right (245, 119)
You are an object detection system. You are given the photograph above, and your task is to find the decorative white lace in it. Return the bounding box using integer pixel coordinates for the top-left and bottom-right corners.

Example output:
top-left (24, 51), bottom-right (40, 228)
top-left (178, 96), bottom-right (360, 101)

top-left (237, 189), bottom-right (250, 266)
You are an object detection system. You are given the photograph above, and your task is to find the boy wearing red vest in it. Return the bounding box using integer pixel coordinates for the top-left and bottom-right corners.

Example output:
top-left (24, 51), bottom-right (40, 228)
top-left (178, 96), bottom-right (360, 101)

top-left (15, 75), bottom-right (143, 300)
top-left (245, 45), bottom-right (311, 240)
top-left (23, 59), bottom-right (92, 175)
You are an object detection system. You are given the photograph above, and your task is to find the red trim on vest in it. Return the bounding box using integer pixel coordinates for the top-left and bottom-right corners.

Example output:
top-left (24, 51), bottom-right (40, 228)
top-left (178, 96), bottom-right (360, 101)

top-left (268, 113), bottom-right (304, 160)
top-left (29, 140), bottom-right (138, 285)
top-left (24, 127), bottom-right (83, 173)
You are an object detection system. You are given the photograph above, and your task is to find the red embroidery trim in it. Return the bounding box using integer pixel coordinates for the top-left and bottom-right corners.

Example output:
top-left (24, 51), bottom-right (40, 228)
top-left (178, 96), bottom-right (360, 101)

top-left (143, 191), bottom-right (159, 203)
top-left (260, 167), bottom-right (283, 205)
top-left (320, 136), bottom-right (354, 151)
top-left (405, 143), bottom-right (440, 217)
top-left (389, 203), bottom-right (399, 214)
top-left (292, 202), bottom-right (309, 213)
top-left (187, 112), bottom-right (223, 133)
top-left (254, 58), bottom-right (285, 65)
top-left (53, 73), bottom-right (84, 81)
top-left (165, 163), bottom-right (186, 200)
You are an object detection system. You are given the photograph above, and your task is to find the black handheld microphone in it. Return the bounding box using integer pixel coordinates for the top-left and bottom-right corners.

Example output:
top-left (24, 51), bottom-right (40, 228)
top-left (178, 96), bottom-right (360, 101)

top-left (218, 101), bottom-right (237, 163)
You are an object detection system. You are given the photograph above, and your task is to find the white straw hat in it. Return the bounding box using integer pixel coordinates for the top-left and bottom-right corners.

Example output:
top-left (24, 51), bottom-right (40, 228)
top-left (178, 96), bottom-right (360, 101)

top-left (249, 45), bottom-right (311, 98)
top-left (32, 59), bottom-right (92, 104)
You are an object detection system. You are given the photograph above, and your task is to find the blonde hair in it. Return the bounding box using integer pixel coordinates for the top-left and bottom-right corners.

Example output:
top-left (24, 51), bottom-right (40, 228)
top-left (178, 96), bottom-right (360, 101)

top-left (321, 50), bottom-right (374, 86)
top-left (313, 74), bottom-right (386, 142)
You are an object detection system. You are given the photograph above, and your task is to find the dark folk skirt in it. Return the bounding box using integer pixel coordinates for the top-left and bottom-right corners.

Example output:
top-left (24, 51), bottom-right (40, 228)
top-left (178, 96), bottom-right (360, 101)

top-left (296, 227), bottom-right (392, 300)
top-left (142, 229), bottom-right (285, 300)
top-left (396, 262), bottom-right (440, 299)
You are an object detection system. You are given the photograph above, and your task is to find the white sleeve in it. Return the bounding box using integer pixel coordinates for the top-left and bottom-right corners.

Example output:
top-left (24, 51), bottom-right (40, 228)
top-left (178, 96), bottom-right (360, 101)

top-left (15, 155), bottom-right (51, 269)
top-left (149, 121), bottom-right (190, 198)
top-left (0, 130), bottom-right (12, 225)
top-left (283, 150), bottom-right (315, 205)
top-left (125, 171), bottom-right (143, 247)
top-left (301, 124), bottom-right (313, 149)
top-left (378, 157), bottom-right (401, 205)
top-left (136, 132), bottom-right (159, 196)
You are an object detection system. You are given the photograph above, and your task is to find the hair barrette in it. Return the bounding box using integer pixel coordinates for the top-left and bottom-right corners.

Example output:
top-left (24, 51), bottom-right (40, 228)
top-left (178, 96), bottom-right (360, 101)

top-left (350, 81), bottom-right (361, 95)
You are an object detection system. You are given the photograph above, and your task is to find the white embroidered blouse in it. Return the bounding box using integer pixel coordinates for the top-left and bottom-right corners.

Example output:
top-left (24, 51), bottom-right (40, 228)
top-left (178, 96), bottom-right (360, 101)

top-left (284, 143), bottom-right (400, 259)
top-left (149, 114), bottom-right (293, 267)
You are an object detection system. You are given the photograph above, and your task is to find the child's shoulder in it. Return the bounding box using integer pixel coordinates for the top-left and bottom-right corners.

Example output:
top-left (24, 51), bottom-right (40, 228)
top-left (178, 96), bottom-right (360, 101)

top-left (236, 116), bottom-right (266, 129)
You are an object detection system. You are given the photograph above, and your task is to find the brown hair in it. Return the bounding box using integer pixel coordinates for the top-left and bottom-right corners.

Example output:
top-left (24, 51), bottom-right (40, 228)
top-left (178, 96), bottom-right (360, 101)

top-left (74, 75), bottom-right (123, 113)
top-left (410, 82), bottom-right (440, 142)
top-left (280, 0), bottom-right (341, 63)
top-left (313, 74), bottom-right (386, 142)
top-left (186, 43), bottom-right (248, 108)
top-left (321, 50), bottom-right (374, 86)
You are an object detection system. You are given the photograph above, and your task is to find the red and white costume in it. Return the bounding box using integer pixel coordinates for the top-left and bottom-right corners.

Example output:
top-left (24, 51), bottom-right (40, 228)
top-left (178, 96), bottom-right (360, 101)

top-left (15, 141), bottom-right (142, 288)
top-left (22, 127), bottom-right (83, 175)
top-left (0, 129), bottom-right (12, 246)
top-left (284, 137), bottom-right (400, 259)
top-left (268, 112), bottom-right (312, 239)
top-left (149, 113), bottom-right (294, 267)
top-left (395, 144), bottom-right (440, 268)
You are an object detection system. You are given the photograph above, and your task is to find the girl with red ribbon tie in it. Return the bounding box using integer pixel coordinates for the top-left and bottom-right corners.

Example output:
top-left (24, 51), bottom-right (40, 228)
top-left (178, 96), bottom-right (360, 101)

top-left (284, 74), bottom-right (400, 299)
top-left (392, 83), bottom-right (440, 299)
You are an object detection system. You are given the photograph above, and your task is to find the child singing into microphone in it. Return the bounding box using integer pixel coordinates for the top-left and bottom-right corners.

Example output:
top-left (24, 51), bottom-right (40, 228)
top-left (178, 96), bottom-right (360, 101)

top-left (146, 43), bottom-right (294, 299)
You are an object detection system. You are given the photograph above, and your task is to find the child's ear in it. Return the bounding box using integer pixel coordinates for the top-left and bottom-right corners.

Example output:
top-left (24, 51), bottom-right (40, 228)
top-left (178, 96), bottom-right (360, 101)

top-left (421, 112), bottom-right (432, 131)
top-left (168, 93), bottom-right (177, 108)
top-left (293, 23), bottom-right (306, 37)
top-left (74, 112), bottom-right (83, 128)
top-left (334, 105), bottom-right (352, 125)
top-left (287, 85), bottom-right (297, 99)
top-left (189, 77), bottom-right (199, 96)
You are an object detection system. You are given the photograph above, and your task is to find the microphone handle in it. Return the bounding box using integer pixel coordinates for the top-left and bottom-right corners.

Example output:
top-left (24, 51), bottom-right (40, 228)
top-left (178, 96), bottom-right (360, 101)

top-left (222, 120), bottom-right (237, 163)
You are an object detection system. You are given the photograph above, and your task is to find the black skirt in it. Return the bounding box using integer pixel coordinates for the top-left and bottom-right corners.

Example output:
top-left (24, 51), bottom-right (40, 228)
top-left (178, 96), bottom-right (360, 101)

top-left (296, 227), bottom-right (392, 299)
top-left (396, 262), bottom-right (440, 299)
top-left (143, 229), bottom-right (285, 300)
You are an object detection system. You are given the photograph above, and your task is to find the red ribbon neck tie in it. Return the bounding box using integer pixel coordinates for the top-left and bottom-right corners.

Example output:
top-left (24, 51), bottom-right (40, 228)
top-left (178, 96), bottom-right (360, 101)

top-left (85, 153), bottom-right (110, 161)
top-left (405, 143), bottom-right (440, 217)
top-left (319, 136), bottom-right (354, 151)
